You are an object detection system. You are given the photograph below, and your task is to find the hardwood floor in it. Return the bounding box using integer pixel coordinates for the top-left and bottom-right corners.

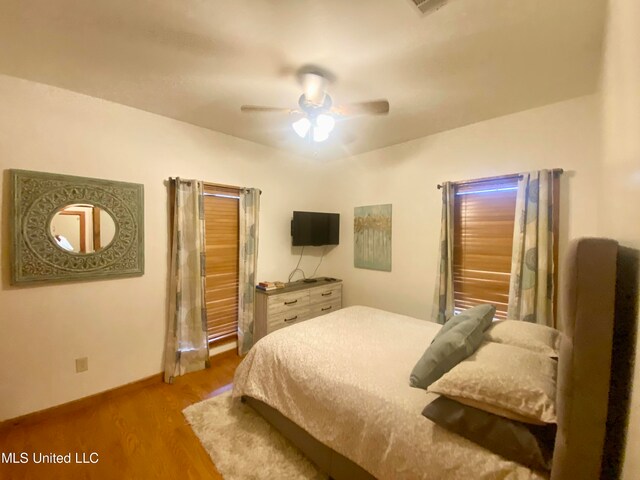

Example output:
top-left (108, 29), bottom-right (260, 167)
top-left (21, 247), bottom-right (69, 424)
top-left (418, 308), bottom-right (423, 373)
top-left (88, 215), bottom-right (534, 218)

top-left (0, 353), bottom-right (242, 480)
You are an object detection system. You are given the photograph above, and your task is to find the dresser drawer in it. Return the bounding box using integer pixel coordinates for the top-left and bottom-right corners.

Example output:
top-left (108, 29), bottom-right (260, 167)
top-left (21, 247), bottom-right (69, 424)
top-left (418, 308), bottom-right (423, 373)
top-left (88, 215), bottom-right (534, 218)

top-left (267, 290), bottom-right (310, 314)
top-left (309, 299), bottom-right (342, 317)
top-left (309, 284), bottom-right (342, 304)
top-left (267, 307), bottom-right (311, 333)
top-left (255, 280), bottom-right (343, 342)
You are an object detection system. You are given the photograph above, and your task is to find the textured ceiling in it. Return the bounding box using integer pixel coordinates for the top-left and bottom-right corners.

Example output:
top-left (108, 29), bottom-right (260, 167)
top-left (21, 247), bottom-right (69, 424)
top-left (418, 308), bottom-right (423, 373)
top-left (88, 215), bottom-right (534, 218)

top-left (0, 0), bottom-right (606, 159)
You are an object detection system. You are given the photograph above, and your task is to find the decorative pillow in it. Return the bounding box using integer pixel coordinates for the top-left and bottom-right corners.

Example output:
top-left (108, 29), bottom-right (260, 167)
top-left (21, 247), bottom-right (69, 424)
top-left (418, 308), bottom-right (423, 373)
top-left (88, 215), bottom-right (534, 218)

top-left (427, 341), bottom-right (557, 424)
top-left (431, 304), bottom-right (496, 345)
top-left (410, 304), bottom-right (496, 389)
top-left (422, 396), bottom-right (556, 472)
top-left (485, 320), bottom-right (560, 357)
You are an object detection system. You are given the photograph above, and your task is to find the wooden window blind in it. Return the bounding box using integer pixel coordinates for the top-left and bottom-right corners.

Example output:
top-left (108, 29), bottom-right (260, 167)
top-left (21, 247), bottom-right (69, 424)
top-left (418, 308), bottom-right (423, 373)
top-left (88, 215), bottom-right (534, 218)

top-left (453, 177), bottom-right (519, 319)
top-left (203, 184), bottom-right (239, 343)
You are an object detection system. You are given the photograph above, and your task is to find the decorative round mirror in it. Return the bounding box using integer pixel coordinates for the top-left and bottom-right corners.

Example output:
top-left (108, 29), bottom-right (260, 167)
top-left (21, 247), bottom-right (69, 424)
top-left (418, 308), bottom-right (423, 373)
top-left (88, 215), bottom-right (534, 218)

top-left (11, 169), bottom-right (144, 284)
top-left (49, 204), bottom-right (117, 254)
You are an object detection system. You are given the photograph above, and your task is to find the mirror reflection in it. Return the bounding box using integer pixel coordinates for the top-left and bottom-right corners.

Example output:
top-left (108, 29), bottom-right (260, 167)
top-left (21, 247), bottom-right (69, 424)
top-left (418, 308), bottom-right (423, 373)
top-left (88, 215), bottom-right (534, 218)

top-left (49, 204), bottom-right (116, 254)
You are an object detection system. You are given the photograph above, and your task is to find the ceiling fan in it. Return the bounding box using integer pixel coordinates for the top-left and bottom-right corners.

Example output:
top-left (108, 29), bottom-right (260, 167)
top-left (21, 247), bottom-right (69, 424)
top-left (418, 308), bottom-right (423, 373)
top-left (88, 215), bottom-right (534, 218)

top-left (240, 65), bottom-right (390, 143)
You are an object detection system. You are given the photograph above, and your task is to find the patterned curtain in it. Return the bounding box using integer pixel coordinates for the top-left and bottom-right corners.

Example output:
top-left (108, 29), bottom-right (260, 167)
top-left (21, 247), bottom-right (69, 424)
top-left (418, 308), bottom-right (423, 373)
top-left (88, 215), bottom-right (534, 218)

top-left (238, 188), bottom-right (260, 355)
top-left (507, 170), bottom-right (555, 326)
top-left (432, 182), bottom-right (455, 324)
top-left (164, 179), bottom-right (210, 383)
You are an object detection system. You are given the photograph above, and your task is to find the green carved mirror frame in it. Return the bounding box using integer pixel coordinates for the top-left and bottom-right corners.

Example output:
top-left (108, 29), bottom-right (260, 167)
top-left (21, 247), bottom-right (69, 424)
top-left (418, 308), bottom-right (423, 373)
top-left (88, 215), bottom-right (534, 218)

top-left (11, 169), bottom-right (144, 284)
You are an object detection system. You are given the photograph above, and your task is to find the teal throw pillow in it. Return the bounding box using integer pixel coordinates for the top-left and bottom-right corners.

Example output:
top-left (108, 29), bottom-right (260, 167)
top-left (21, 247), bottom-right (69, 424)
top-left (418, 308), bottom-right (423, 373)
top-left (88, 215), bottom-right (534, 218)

top-left (410, 304), bottom-right (496, 389)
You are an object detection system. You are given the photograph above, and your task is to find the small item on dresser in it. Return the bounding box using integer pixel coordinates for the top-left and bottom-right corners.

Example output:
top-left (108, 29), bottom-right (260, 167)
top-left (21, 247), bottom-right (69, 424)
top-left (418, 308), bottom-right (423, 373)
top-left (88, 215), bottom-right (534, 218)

top-left (257, 281), bottom-right (286, 291)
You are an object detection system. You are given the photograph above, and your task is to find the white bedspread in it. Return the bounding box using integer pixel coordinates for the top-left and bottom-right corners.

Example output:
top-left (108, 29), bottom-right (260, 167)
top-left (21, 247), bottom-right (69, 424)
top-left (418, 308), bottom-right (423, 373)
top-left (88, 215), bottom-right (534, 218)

top-left (232, 306), bottom-right (546, 480)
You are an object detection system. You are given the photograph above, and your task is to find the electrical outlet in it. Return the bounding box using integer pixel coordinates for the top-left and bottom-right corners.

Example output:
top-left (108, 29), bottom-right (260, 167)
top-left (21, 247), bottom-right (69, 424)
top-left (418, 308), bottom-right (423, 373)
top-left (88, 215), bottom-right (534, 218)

top-left (75, 357), bottom-right (88, 373)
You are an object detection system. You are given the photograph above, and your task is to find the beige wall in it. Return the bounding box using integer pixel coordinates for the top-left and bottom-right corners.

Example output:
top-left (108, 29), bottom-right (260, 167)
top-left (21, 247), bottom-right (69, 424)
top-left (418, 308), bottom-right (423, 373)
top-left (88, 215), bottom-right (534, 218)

top-left (0, 74), bottom-right (334, 420)
top-left (601, 1), bottom-right (640, 477)
top-left (321, 95), bottom-right (602, 320)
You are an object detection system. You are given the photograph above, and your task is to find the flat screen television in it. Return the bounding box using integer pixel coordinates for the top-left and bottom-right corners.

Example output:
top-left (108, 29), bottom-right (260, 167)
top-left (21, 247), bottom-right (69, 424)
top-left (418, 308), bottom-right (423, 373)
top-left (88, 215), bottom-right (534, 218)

top-left (291, 211), bottom-right (340, 246)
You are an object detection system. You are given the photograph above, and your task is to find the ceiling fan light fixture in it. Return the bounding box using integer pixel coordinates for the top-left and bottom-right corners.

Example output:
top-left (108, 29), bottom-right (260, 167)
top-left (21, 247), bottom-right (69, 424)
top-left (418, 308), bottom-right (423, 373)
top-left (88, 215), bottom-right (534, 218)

top-left (313, 127), bottom-right (330, 143)
top-left (292, 115), bottom-right (334, 142)
top-left (316, 114), bottom-right (336, 132)
top-left (301, 72), bottom-right (327, 105)
top-left (242, 64), bottom-right (389, 146)
top-left (292, 117), bottom-right (311, 138)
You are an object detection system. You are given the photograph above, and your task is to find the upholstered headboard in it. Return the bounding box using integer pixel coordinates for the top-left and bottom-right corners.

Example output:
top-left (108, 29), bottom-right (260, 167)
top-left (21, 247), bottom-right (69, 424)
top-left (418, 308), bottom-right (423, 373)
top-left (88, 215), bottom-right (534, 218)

top-left (551, 238), bottom-right (618, 480)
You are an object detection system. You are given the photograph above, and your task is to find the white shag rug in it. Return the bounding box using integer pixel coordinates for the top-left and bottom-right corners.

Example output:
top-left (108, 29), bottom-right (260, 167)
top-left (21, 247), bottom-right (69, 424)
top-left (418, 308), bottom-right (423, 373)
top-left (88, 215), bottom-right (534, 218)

top-left (183, 392), bottom-right (327, 480)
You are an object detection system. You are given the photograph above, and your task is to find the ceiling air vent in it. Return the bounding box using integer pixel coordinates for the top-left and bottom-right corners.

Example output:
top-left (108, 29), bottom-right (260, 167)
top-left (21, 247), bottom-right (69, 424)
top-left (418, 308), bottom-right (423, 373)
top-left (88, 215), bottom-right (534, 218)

top-left (411, 0), bottom-right (449, 15)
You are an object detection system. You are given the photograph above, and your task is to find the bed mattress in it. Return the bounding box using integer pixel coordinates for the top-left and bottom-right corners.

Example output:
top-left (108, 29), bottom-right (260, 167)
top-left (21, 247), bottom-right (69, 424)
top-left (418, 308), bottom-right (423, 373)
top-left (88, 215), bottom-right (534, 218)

top-left (232, 305), bottom-right (546, 480)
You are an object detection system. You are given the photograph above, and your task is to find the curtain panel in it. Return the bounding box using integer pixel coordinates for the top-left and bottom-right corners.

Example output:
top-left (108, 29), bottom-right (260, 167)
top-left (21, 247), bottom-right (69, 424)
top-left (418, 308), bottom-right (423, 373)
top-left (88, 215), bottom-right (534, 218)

top-left (432, 182), bottom-right (455, 324)
top-left (507, 170), bottom-right (555, 326)
top-left (238, 188), bottom-right (260, 355)
top-left (164, 179), bottom-right (210, 383)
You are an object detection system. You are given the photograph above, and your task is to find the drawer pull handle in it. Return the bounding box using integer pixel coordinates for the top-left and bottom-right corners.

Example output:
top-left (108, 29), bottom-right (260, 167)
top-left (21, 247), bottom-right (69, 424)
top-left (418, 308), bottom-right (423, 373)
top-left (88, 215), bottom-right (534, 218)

top-left (284, 299), bottom-right (298, 305)
top-left (321, 306), bottom-right (332, 311)
top-left (321, 292), bottom-right (333, 296)
top-left (284, 316), bottom-right (298, 322)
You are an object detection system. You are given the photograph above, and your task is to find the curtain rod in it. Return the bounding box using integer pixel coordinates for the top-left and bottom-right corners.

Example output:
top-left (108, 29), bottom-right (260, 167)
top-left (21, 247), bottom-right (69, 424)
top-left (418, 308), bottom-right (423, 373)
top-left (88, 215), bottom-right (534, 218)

top-left (168, 178), bottom-right (261, 194)
top-left (436, 168), bottom-right (564, 189)
top-left (204, 181), bottom-right (263, 194)
top-left (203, 180), bottom-right (243, 190)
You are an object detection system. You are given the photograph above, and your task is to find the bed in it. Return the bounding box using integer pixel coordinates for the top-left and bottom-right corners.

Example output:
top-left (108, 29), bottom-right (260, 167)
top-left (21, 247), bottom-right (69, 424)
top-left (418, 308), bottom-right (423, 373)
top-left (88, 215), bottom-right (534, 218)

top-left (232, 238), bottom-right (627, 479)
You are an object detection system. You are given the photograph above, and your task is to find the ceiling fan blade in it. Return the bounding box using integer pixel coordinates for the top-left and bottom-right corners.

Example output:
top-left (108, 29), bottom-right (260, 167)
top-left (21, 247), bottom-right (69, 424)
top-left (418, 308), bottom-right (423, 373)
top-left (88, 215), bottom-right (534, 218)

top-left (332, 100), bottom-right (390, 116)
top-left (240, 105), bottom-right (296, 113)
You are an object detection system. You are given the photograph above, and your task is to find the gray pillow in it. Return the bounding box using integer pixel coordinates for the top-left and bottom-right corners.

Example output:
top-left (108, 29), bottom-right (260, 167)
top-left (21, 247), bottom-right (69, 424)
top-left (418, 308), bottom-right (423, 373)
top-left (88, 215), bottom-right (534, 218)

top-left (431, 304), bottom-right (496, 343)
top-left (410, 304), bottom-right (495, 389)
top-left (422, 396), bottom-right (556, 472)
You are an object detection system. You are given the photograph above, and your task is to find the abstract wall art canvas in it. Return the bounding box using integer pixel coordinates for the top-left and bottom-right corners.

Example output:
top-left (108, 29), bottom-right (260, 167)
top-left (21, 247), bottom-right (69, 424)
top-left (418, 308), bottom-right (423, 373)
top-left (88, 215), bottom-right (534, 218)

top-left (354, 204), bottom-right (392, 271)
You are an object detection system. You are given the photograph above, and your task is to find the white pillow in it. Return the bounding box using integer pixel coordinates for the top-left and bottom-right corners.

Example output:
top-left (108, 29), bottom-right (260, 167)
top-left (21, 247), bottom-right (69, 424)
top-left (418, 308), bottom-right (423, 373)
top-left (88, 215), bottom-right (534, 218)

top-left (427, 341), bottom-right (557, 425)
top-left (485, 320), bottom-right (560, 358)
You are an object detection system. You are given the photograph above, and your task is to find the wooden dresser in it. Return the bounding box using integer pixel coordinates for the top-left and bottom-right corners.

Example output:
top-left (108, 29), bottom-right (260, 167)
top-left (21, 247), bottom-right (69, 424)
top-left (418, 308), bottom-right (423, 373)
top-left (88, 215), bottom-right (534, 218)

top-left (254, 278), bottom-right (342, 341)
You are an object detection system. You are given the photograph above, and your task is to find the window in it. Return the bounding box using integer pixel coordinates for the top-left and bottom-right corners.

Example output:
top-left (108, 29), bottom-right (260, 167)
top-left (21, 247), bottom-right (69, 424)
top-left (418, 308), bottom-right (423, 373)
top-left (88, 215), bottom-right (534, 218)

top-left (203, 183), bottom-right (240, 343)
top-left (452, 174), bottom-right (559, 319)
